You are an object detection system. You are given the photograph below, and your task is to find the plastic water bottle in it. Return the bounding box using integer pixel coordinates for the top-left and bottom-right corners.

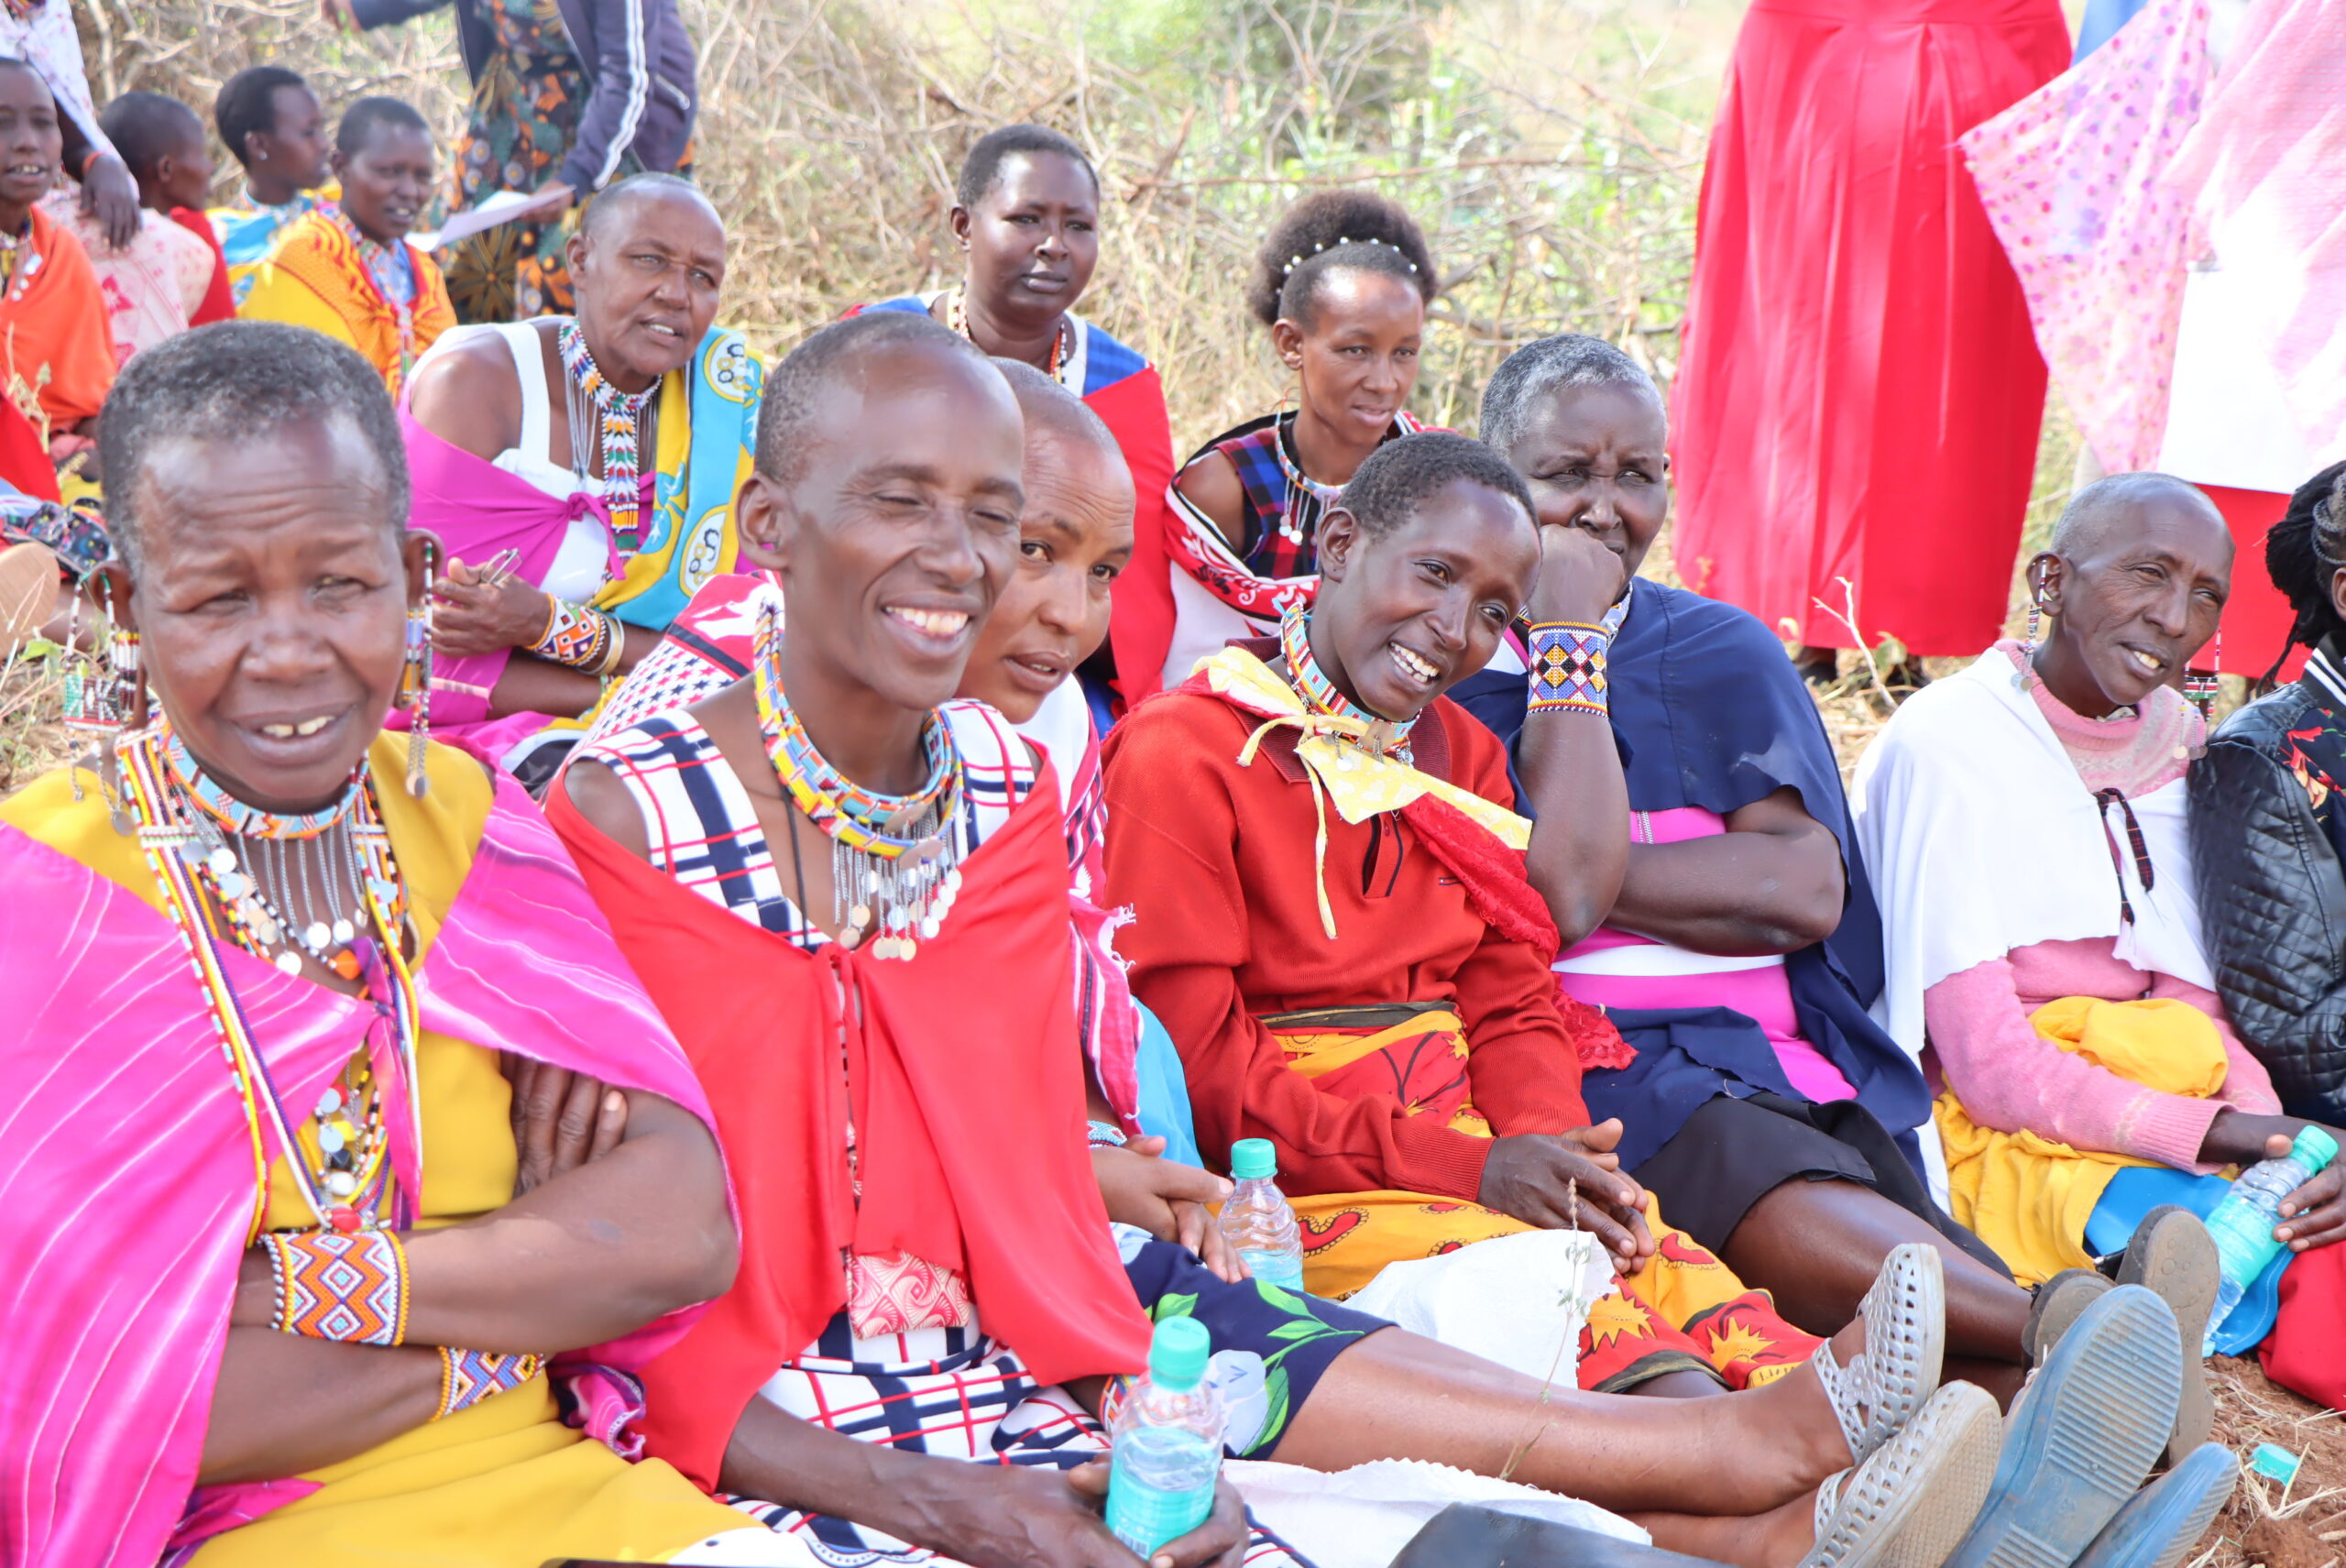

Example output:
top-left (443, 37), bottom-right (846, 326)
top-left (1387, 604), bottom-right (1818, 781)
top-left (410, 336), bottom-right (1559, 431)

top-left (2202, 1125), bottom-right (2339, 1354)
top-left (1217, 1138), bottom-right (1305, 1291)
top-left (1106, 1316), bottom-right (1225, 1558)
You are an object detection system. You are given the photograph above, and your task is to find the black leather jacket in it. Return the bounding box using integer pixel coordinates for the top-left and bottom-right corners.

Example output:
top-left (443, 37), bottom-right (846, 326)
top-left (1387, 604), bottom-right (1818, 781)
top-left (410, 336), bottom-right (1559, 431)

top-left (2191, 681), bottom-right (2346, 1120)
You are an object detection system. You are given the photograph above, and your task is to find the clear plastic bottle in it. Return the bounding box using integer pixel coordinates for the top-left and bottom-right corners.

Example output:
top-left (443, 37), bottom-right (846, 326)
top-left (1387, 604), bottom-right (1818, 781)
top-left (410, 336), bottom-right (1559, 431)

top-left (2202, 1125), bottom-right (2338, 1354)
top-left (1217, 1137), bottom-right (1305, 1291)
top-left (1106, 1316), bottom-right (1225, 1557)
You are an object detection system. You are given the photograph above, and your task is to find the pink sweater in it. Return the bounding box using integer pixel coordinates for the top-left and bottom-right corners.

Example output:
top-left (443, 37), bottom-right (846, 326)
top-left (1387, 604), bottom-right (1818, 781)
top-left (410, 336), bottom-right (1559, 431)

top-left (1922, 645), bottom-right (2281, 1171)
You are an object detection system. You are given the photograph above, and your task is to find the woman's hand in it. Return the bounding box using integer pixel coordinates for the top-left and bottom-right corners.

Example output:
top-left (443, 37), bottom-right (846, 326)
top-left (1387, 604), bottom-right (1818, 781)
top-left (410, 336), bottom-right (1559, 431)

top-left (432, 560), bottom-right (554, 658)
top-left (1476, 1120), bottom-right (1655, 1270)
top-left (1057, 1463), bottom-right (1249, 1568)
top-left (80, 154), bottom-right (141, 250)
top-left (1091, 1138), bottom-right (1244, 1283)
top-left (502, 1053), bottom-right (629, 1197)
top-left (2261, 1128), bottom-right (2346, 1253)
top-left (1527, 520), bottom-right (1629, 628)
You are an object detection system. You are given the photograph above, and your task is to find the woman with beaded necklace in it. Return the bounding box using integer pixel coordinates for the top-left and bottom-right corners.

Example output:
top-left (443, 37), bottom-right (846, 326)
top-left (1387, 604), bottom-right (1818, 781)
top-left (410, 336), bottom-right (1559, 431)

top-left (850, 123), bottom-right (1179, 718)
top-left (1160, 192), bottom-right (1438, 689)
top-left (0, 322), bottom-right (832, 1568)
top-left (400, 172), bottom-right (759, 783)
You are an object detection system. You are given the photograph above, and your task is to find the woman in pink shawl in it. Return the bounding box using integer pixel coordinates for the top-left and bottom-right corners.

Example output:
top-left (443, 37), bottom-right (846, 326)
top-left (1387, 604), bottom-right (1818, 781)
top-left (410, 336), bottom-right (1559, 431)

top-left (0, 323), bottom-right (801, 1567)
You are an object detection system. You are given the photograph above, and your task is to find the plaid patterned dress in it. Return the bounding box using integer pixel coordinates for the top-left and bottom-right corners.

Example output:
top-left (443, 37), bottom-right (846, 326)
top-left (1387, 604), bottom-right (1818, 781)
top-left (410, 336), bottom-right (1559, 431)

top-left (580, 701), bottom-right (1331, 1567)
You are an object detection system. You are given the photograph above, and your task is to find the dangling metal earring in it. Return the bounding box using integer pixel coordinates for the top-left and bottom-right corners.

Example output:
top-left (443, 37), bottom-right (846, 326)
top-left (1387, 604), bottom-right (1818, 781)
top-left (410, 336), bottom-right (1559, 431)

top-left (402, 541), bottom-right (435, 799)
top-left (61, 574), bottom-right (139, 740)
top-left (2185, 630), bottom-right (2221, 718)
top-left (2014, 591), bottom-right (2046, 691)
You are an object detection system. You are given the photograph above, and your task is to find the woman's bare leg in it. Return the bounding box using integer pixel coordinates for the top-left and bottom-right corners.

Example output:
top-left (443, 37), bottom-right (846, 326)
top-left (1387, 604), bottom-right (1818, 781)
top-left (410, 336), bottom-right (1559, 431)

top-left (1267, 1316), bottom-right (1865, 1519)
top-left (1722, 1179), bottom-right (2031, 1372)
top-left (1635, 1492), bottom-right (1816, 1568)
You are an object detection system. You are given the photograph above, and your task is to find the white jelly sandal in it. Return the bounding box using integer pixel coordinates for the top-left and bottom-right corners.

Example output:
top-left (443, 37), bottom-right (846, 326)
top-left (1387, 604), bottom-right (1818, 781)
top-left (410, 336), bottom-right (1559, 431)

top-left (1800, 1382), bottom-right (2001, 1568)
top-left (1813, 1243), bottom-right (1947, 1467)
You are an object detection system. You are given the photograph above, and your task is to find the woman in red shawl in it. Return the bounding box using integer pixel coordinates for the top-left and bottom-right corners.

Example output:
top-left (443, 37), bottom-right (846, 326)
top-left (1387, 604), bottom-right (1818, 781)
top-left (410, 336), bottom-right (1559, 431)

top-left (1669, 0), bottom-right (2070, 676)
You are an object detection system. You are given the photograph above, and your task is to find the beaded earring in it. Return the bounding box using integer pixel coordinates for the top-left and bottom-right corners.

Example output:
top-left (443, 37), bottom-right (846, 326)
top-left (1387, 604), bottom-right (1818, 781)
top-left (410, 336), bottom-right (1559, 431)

top-left (2185, 630), bottom-right (2221, 718)
top-left (2014, 589), bottom-right (2046, 692)
top-left (60, 575), bottom-right (142, 738)
top-left (401, 542), bottom-right (435, 799)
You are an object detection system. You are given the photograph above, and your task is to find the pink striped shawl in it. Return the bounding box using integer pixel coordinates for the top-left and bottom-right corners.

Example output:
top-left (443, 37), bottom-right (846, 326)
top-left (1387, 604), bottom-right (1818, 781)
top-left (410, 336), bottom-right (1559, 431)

top-left (0, 768), bottom-right (727, 1568)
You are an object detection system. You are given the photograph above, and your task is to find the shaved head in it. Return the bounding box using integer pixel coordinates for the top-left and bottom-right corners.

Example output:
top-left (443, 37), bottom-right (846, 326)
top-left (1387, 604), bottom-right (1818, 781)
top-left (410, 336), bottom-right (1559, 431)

top-left (579, 171), bottom-right (719, 247)
top-left (991, 357), bottom-right (1122, 467)
top-left (2050, 472), bottom-right (2230, 563)
top-left (757, 312), bottom-right (999, 488)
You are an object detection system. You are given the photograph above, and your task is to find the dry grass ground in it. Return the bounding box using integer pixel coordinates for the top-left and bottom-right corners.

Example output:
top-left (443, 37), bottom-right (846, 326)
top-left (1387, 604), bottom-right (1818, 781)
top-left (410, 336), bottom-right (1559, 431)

top-left (38, 0), bottom-right (2346, 1559)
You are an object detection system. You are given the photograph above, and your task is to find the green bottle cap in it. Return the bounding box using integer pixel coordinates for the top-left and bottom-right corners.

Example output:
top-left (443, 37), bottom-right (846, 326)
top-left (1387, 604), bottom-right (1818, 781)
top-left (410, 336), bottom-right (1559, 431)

top-left (1148, 1315), bottom-right (1211, 1392)
top-left (2292, 1125), bottom-right (2338, 1173)
top-left (1230, 1139), bottom-right (1277, 1181)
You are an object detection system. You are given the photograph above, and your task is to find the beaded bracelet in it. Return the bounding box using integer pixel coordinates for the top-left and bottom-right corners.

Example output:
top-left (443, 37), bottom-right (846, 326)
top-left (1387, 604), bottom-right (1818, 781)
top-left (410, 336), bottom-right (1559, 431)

top-left (263, 1229), bottom-right (410, 1347)
top-left (1087, 1120), bottom-right (1130, 1149)
top-left (435, 1347), bottom-right (545, 1420)
top-left (1526, 621), bottom-right (1611, 717)
top-left (530, 598), bottom-right (617, 673)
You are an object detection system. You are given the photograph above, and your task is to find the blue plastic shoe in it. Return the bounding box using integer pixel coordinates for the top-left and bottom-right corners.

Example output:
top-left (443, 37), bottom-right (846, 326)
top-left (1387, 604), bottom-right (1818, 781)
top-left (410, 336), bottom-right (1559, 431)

top-left (1942, 1285), bottom-right (2181, 1568)
top-left (2068, 1445), bottom-right (2240, 1568)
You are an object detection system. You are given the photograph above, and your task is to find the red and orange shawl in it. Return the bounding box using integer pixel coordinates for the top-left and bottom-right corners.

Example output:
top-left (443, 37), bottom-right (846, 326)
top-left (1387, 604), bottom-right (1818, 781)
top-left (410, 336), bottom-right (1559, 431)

top-left (0, 203), bottom-right (114, 435)
top-left (240, 210), bottom-right (454, 395)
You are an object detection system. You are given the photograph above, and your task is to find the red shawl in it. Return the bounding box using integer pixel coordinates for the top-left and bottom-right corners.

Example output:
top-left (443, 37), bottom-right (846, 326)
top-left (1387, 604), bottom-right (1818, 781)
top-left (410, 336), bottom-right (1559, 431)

top-left (547, 775), bottom-right (1152, 1488)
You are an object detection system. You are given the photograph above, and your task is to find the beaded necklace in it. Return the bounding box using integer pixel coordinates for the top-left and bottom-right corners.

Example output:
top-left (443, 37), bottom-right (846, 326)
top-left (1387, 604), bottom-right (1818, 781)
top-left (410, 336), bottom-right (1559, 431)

top-left (558, 319), bottom-right (658, 555)
top-left (331, 209), bottom-right (418, 388)
top-left (1279, 601), bottom-right (1414, 760)
top-left (749, 593), bottom-right (965, 959)
top-left (945, 287), bottom-right (1067, 381)
top-left (117, 726), bottom-right (423, 1238)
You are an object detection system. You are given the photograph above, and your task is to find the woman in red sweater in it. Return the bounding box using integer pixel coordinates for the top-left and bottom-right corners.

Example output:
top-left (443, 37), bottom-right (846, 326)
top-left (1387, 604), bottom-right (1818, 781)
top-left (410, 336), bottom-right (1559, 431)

top-left (1108, 432), bottom-right (1817, 1395)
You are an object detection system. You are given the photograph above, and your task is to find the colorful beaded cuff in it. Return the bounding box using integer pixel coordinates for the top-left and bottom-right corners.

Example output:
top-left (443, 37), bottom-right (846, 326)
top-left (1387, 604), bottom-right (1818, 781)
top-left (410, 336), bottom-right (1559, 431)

top-left (264, 1229), bottom-right (410, 1346)
top-left (530, 598), bottom-right (619, 674)
top-left (1087, 1120), bottom-right (1130, 1149)
top-left (1526, 621), bottom-right (1611, 717)
top-left (435, 1347), bottom-right (545, 1420)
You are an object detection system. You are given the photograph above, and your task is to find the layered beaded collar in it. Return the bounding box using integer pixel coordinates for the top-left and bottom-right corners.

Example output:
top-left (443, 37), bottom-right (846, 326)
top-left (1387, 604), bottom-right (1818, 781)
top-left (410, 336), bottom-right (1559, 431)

top-left (749, 594), bottom-right (966, 958)
top-left (1279, 601), bottom-right (1414, 761)
top-left (159, 726), bottom-right (364, 840)
top-left (559, 318), bottom-right (658, 554)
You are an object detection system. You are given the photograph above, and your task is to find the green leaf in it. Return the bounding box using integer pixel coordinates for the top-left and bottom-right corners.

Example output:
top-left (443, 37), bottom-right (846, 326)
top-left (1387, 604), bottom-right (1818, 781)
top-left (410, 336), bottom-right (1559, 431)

top-left (1151, 1291), bottom-right (1199, 1322)
top-left (1252, 1280), bottom-right (1307, 1315)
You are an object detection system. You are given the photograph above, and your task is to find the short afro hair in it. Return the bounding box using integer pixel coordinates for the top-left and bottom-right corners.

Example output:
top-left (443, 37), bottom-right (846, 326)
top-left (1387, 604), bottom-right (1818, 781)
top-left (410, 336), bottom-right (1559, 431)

top-left (214, 64), bottom-right (309, 166)
top-left (1478, 333), bottom-right (1661, 457)
top-left (1248, 191), bottom-right (1436, 331)
top-left (100, 91), bottom-right (204, 180)
top-left (755, 310), bottom-right (999, 487)
top-left (2047, 471), bottom-right (2222, 559)
top-left (955, 123), bottom-right (1098, 210)
top-left (99, 321), bottom-right (409, 583)
top-left (336, 94), bottom-right (429, 160)
top-left (1338, 430), bottom-right (1534, 542)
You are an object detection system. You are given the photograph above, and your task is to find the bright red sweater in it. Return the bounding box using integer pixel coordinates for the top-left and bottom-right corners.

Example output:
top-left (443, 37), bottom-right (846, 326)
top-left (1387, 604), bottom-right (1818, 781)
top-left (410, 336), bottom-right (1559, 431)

top-left (1102, 688), bottom-right (1591, 1202)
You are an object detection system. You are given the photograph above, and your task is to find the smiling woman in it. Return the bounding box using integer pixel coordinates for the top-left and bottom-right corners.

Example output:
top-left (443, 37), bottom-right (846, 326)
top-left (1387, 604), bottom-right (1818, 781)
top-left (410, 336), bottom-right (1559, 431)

top-left (0, 56), bottom-right (115, 442)
top-left (240, 97), bottom-right (455, 395)
top-left (0, 320), bottom-right (823, 1568)
top-left (1161, 191), bottom-right (1440, 689)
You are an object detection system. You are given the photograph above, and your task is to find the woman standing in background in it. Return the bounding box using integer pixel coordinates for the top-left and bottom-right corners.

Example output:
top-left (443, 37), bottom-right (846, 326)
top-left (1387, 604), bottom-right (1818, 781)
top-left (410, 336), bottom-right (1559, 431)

top-left (1671, 0), bottom-right (2070, 680)
top-left (323, 0), bottom-right (699, 322)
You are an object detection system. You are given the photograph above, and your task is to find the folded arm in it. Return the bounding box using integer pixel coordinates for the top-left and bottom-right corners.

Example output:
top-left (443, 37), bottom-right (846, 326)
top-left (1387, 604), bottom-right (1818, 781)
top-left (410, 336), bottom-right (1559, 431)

top-left (1608, 787), bottom-right (1843, 956)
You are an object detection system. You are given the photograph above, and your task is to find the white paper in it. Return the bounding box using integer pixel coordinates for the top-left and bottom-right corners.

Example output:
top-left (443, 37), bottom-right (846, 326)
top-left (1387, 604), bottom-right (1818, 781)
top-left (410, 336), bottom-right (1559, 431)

top-left (415, 189), bottom-right (551, 252)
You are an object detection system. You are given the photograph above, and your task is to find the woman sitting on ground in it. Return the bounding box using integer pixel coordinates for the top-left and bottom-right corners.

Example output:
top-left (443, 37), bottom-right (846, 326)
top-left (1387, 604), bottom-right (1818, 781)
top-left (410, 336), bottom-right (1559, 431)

top-left (1857, 472), bottom-right (2346, 1433)
top-left (1113, 430), bottom-right (1870, 1398)
top-left (1454, 335), bottom-right (2036, 1403)
top-left (1161, 191), bottom-right (1438, 687)
top-left (242, 96), bottom-right (454, 395)
top-left (399, 173), bottom-right (757, 783)
top-left (2185, 460), bottom-right (2346, 1412)
top-left (850, 123), bottom-right (1178, 716)
top-left (547, 313), bottom-right (2076, 1568)
top-left (0, 321), bottom-right (823, 1568)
